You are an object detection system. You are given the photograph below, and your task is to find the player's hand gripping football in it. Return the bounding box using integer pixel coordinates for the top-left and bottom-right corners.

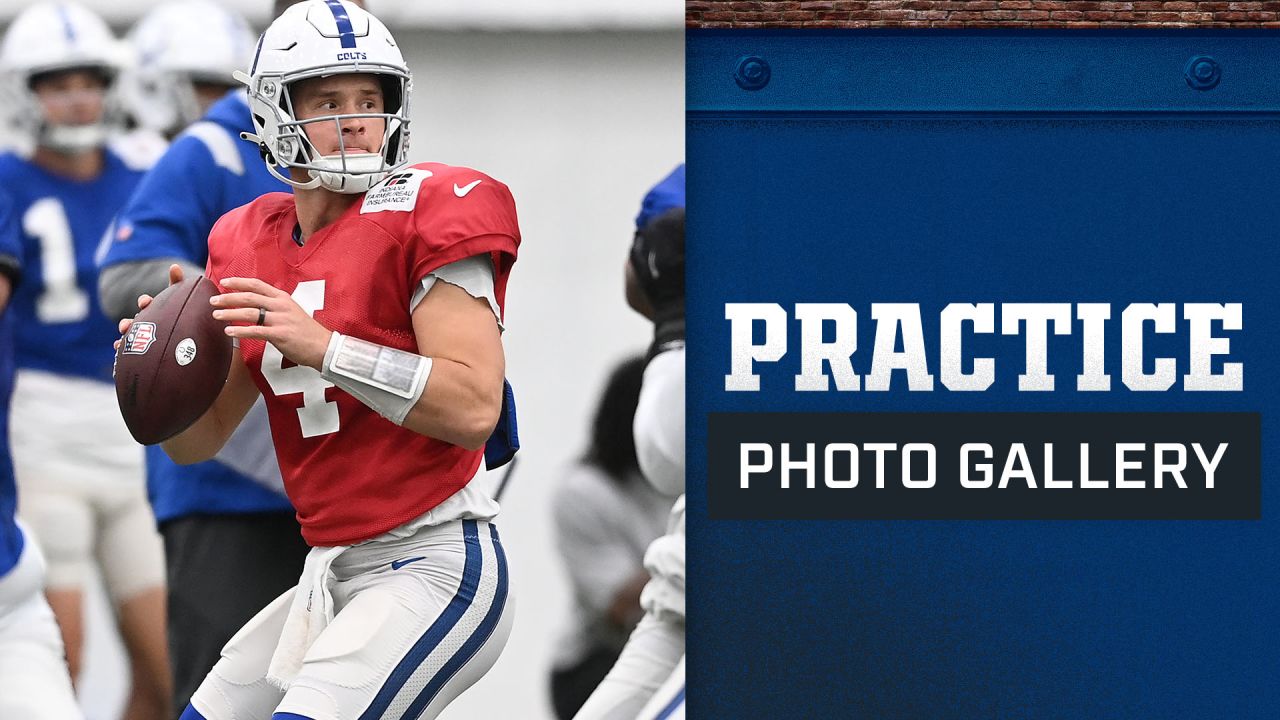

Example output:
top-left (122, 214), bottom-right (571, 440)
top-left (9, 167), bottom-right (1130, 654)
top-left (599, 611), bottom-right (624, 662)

top-left (211, 277), bottom-right (332, 370)
top-left (114, 263), bottom-right (186, 352)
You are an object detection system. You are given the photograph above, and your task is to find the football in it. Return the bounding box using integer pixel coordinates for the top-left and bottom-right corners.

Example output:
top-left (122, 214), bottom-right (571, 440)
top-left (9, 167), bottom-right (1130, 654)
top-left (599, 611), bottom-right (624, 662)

top-left (114, 276), bottom-right (233, 445)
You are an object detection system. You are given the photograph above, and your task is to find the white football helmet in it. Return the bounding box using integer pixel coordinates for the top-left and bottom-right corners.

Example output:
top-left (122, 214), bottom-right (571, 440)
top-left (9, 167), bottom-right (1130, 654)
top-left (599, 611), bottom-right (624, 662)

top-left (237, 0), bottom-right (411, 194)
top-left (121, 0), bottom-right (256, 136)
top-left (0, 2), bottom-right (125, 153)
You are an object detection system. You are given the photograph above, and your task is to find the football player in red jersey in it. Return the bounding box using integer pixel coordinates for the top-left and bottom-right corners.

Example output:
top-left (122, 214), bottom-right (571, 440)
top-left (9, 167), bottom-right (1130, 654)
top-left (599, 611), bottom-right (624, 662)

top-left (118, 2), bottom-right (518, 718)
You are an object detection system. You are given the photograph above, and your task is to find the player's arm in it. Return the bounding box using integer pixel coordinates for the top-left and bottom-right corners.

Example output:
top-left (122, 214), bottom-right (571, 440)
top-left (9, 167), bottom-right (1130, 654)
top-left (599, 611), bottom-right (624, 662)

top-left (212, 273), bottom-right (504, 450)
top-left (0, 253), bottom-right (14, 313)
top-left (116, 264), bottom-right (262, 463)
top-left (97, 133), bottom-right (221, 321)
top-left (398, 279), bottom-right (504, 448)
top-left (0, 192), bottom-right (20, 314)
top-left (633, 350), bottom-right (686, 497)
top-left (100, 258), bottom-right (204, 322)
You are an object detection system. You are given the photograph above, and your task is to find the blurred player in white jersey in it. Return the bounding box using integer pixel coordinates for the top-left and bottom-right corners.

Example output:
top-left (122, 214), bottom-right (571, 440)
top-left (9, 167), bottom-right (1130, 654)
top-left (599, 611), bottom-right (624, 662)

top-left (0, 4), bottom-right (170, 718)
top-left (116, 2), bottom-right (522, 718)
top-left (576, 165), bottom-right (687, 720)
top-left (0, 189), bottom-right (84, 720)
top-left (118, 0), bottom-right (255, 141)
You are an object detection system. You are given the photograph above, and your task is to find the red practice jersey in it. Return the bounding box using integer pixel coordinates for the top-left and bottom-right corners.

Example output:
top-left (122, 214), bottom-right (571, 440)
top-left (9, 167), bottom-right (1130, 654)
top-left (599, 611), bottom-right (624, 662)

top-left (206, 162), bottom-right (520, 546)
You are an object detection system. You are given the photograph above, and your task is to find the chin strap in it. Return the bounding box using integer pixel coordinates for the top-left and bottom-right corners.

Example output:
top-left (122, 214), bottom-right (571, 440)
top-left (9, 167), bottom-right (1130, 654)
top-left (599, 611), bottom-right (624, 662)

top-left (311, 167), bottom-right (385, 194)
top-left (309, 152), bottom-right (392, 194)
top-left (41, 123), bottom-right (107, 154)
top-left (239, 130), bottom-right (323, 190)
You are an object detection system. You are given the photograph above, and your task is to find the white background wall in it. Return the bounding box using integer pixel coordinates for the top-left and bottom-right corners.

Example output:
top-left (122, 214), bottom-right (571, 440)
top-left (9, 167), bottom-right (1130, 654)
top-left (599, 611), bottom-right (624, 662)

top-left (27, 19), bottom-right (684, 720)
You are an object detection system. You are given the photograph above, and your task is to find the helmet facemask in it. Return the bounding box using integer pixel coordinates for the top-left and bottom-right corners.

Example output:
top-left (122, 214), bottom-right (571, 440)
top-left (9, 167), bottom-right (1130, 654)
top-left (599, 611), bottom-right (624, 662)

top-left (240, 65), bottom-right (411, 194)
top-left (29, 67), bottom-right (117, 154)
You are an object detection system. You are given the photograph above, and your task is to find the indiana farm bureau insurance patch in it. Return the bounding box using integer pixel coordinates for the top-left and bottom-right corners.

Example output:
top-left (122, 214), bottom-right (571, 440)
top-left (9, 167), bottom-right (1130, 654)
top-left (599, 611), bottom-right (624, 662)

top-left (361, 168), bottom-right (433, 214)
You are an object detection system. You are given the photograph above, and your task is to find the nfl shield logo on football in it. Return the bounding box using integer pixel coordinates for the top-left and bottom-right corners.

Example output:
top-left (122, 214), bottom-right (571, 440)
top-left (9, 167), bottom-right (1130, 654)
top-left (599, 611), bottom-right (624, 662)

top-left (124, 322), bottom-right (157, 355)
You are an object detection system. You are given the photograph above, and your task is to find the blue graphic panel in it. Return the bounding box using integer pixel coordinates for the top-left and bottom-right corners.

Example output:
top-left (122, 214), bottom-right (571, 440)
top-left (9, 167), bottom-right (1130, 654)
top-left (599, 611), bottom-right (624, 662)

top-left (688, 30), bottom-right (1280, 718)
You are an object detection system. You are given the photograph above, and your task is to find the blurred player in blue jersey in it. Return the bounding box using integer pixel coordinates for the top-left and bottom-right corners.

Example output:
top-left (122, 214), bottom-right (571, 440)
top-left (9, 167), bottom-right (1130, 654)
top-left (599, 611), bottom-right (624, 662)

top-left (0, 4), bottom-right (170, 719)
top-left (576, 165), bottom-right (687, 720)
top-left (0, 189), bottom-right (84, 720)
top-left (97, 1), bottom-right (363, 711)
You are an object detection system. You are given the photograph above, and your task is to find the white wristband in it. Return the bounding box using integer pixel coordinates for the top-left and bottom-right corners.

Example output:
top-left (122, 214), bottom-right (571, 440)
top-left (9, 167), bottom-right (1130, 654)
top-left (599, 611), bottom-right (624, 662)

top-left (320, 332), bottom-right (432, 425)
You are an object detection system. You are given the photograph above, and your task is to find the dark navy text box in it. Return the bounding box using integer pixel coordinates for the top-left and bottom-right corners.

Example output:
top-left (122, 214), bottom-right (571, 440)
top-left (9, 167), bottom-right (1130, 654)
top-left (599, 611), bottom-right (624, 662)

top-left (709, 412), bottom-right (1260, 519)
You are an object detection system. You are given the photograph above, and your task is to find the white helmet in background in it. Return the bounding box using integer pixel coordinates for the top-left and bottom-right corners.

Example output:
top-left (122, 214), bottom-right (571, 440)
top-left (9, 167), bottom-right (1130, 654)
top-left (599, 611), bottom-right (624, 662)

top-left (121, 0), bottom-right (256, 136)
top-left (238, 0), bottom-right (411, 194)
top-left (0, 2), bottom-right (124, 153)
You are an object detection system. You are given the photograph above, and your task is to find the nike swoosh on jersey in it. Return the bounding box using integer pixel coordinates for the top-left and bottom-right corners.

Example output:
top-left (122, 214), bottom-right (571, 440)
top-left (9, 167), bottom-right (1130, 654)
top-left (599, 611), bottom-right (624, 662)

top-left (390, 556), bottom-right (428, 570)
top-left (454, 180), bottom-right (482, 197)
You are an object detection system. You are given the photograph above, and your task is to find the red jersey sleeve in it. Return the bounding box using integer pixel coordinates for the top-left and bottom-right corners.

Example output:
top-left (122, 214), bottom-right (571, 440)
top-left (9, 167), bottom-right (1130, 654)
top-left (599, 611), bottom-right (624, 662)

top-left (405, 166), bottom-right (521, 311)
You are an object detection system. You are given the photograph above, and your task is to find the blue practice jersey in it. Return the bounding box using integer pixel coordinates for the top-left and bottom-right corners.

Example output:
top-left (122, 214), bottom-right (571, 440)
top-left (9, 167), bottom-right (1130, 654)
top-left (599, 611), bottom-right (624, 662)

top-left (101, 90), bottom-right (294, 522)
top-left (0, 150), bottom-right (145, 383)
top-left (102, 91), bottom-right (286, 268)
top-left (0, 190), bottom-right (26, 577)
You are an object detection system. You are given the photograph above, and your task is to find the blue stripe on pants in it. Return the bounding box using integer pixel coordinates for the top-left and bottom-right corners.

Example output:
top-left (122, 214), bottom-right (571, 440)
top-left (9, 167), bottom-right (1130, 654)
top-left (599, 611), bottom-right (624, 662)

top-left (357, 520), bottom-right (482, 720)
top-left (179, 706), bottom-right (208, 720)
top-left (400, 523), bottom-right (509, 719)
top-left (653, 685), bottom-right (686, 720)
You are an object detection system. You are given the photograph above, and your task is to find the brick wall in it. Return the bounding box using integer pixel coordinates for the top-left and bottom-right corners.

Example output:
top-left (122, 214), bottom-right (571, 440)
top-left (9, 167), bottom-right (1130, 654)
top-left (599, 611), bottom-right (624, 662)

top-left (687, 1), bottom-right (1280, 28)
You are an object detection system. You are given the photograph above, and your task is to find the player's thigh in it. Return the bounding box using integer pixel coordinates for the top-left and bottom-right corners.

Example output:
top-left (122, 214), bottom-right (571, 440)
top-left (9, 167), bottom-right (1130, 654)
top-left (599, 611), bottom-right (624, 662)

top-left (280, 520), bottom-right (513, 720)
top-left (96, 485), bottom-right (165, 603)
top-left (11, 369), bottom-right (143, 494)
top-left (410, 590), bottom-right (514, 720)
top-left (187, 587), bottom-right (295, 720)
top-left (573, 613), bottom-right (686, 720)
top-left (17, 489), bottom-right (92, 591)
top-left (0, 589), bottom-right (83, 720)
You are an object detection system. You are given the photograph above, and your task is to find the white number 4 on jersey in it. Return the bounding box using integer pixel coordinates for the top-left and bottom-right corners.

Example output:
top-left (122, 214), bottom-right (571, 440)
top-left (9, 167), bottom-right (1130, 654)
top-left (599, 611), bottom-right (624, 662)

top-left (260, 280), bottom-right (339, 438)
